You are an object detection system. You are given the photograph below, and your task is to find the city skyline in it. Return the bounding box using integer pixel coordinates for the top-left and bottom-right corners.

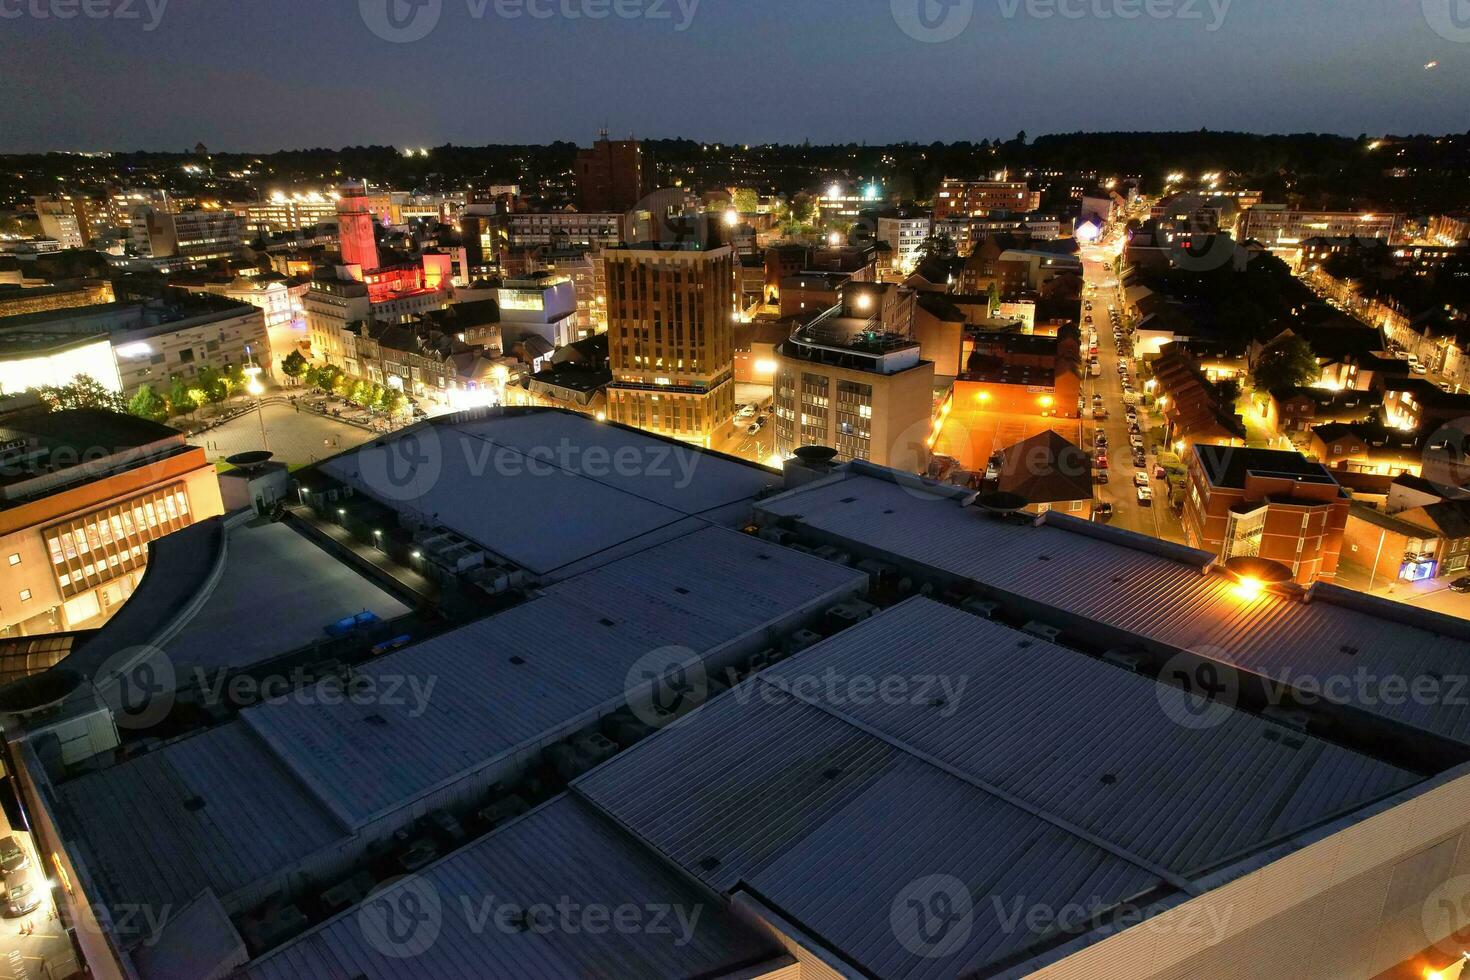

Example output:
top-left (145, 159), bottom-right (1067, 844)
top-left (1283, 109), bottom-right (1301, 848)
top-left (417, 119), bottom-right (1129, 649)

top-left (0, 0), bottom-right (1465, 152)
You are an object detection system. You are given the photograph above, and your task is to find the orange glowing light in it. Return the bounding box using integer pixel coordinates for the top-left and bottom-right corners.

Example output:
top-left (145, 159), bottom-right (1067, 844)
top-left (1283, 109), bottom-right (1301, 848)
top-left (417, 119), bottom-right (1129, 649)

top-left (1233, 577), bottom-right (1264, 601)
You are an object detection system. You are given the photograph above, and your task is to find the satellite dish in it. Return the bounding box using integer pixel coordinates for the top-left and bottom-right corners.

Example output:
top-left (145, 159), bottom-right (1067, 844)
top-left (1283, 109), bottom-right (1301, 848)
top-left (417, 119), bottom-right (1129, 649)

top-left (226, 450), bottom-right (275, 473)
top-left (793, 446), bottom-right (839, 465)
top-left (976, 491), bottom-right (1029, 516)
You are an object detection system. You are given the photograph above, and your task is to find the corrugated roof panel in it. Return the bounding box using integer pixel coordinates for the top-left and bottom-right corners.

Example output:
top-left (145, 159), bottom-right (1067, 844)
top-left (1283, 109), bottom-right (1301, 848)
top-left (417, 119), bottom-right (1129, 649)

top-left (756, 473), bottom-right (1470, 747)
top-left (241, 525), bottom-right (865, 829)
top-left (55, 722), bottom-right (345, 916)
top-left (242, 796), bottom-right (782, 980)
top-left (756, 599), bottom-right (1417, 877)
top-left (577, 686), bottom-right (1163, 979)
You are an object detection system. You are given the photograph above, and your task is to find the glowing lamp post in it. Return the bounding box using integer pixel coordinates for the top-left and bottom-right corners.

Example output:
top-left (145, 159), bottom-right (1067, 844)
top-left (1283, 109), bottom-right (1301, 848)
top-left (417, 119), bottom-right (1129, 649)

top-left (244, 365), bottom-right (269, 452)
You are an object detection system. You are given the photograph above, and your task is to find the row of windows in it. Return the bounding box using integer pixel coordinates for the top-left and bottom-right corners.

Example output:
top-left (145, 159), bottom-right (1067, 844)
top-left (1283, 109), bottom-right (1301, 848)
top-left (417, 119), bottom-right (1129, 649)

top-left (44, 486), bottom-right (193, 599)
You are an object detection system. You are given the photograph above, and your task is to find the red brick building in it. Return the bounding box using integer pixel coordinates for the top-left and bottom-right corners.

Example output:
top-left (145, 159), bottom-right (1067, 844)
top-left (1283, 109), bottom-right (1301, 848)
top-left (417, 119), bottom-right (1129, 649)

top-left (1182, 445), bottom-right (1350, 584)
top-left (574, 135), bottom-right (654, 213)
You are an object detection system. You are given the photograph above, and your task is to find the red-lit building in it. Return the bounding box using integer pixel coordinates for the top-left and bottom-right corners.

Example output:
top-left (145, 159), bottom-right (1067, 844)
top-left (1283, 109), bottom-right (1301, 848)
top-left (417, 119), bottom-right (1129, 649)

top-left (1182, 445), bottom-right (1350, 585)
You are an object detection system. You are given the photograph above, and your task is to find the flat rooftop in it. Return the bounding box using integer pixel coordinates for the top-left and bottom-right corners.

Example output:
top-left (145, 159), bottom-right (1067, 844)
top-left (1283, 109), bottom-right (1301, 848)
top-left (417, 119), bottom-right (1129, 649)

top-left (161, 520), bottom-right (412, 674)
top-left (754, 465), bottom-right (1470, 753)
top-left (317, 409), bottom-right (781, 578)
top-left (576, 598), bottom-right (1416, 977)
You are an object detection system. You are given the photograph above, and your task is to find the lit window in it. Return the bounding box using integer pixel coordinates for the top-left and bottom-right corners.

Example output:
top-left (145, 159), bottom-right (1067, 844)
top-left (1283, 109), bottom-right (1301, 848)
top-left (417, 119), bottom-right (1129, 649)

top-left (7, 554), bottom-right (18, 566)
top-left (19, 590), bottom-right (31, 602)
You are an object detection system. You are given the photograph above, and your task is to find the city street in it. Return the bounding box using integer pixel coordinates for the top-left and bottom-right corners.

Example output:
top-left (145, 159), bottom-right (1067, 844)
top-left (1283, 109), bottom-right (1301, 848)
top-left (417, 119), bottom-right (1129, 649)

top-left (1079, 220), bottom-right (1186, 543)
top-left (0, 812), bottom-right (79, 980)
top-left (711, 384), bottom-right (776, 464)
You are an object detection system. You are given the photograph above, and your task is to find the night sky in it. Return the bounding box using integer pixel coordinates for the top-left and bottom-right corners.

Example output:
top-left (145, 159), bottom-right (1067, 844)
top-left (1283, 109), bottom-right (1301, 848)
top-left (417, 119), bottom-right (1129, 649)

top-left (0, 0), bottom-right (1463, 152)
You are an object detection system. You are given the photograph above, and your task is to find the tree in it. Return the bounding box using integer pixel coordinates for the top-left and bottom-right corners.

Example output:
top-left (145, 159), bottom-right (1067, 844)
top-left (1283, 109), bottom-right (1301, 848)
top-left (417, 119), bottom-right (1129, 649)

top-left (349, 380), bottom-right (372, 406)
top-left (314, 364), bottom-right (343, 395)
top-left (1251, 335), bottom-right (1320, 395)
top-left (35, 374), bottom-right (127, 413)
top-left (194, 367), bottom-right (229, 406)
top-left (731, 188), bottom-right (758, 214)
top-left (915, 231), bottom-right (956, 264)
top-left (168, 376), bottom-right (198, 417)
top-left (382, 389), bottom-right (407, 416)
top-left (128, 385), bottom-right (168, 422)
top-left (281, 350), bottom-right (308, 384)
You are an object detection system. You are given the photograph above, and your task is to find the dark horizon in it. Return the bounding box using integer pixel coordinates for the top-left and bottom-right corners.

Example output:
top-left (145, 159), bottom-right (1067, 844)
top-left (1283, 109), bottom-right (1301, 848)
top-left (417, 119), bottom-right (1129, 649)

top-left (0, 0), bottom-right (1464, 154)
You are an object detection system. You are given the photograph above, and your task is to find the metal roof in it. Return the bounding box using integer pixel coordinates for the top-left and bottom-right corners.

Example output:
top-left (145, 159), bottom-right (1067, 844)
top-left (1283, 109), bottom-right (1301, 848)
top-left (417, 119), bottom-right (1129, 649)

top-left (54, 722), bottom-right (347, 919)
top-left (238, 525), bottom-right (865, 830)
top-left (754, 468), bottom-right (1470, 748)
top-left (574, 598), bottom-right (1418, 978)
top-left (320, 410), bottom-right (781, 578)
top-left (242, 796), bottom-right (786, 980)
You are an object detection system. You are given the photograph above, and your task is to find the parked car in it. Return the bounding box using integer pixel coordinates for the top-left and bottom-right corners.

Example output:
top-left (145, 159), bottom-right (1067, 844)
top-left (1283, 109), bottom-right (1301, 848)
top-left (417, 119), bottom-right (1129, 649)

top-left (1137, 486), bottom-right (1154, 507)
top-left (2, 875), bottom-right (38, 918)
top-left (1092, 502), bottom-right (1114, 522)
top-left (1092, 408), bottom-right (1109, 420)
top-left (0, 837), bottom-right (26, 874)
top-left (1095, 455), bottom-right (1109, 470)
top-left (1452, 577), bottom-right (1470, 594)
top-left (1095, 471), bottom-right (1110, 485)
top-left (1130, 435), bottom-right (1145, 450)
top-left (1134, 472), bottom-right (1150, 488)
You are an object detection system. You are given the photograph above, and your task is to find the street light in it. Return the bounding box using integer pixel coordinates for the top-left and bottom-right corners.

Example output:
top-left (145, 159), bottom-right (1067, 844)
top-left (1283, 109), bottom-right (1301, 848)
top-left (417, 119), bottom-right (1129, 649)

top-left (244, 364), bottom-right (269, 452)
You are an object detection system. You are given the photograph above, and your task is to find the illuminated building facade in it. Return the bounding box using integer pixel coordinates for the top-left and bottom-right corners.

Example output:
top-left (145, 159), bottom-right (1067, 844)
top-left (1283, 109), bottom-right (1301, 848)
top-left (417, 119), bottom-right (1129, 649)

top-left (1183, 445), bottom-right (1349, 585)
top-left (33, 194), bottom-right (97, 249)
top-left (1238, 206), bottom-right (1400, 257)
top-left (933, 178), bottom-right (1036, 220)
top-left (604, 243), bottom-right (737, 446)
top-left (772, 282), bottom-right (933, 471)
top-left (0, 410), bottom-right (223, 636)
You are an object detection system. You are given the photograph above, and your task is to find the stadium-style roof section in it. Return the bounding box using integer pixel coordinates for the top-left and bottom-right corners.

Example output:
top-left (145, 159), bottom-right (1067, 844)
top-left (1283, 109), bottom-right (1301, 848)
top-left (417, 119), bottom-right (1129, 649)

top-left (317, 409), bottom-right (782, 578)
top-left (753, 462), bottom-right (1470, 757)
top-left (574, 598), bottom-right (1420, 978)
top-left (241, 795), bottom-right (789, 980)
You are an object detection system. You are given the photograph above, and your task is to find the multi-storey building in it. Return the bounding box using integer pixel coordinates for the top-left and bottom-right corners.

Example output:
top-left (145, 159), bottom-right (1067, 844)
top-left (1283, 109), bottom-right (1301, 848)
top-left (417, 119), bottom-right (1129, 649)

top-left (0, 279), bottom-right (114, 319)
top-left (238, 193), bottom-right (340, 235)
top-left (1182, 445), bottom-right (1350, 584)
top-left (772, 282), bottom-right (932, 471)
top-left (933, 178), bottom-right (1036, 220)
top-left (875, 207), bottom-right (932, 276)
top-left (1237, 206), bottom-right (1400, 258)
top-left (604, 242), bottom-right (737, 446)
top-left (32, 194), bottom-right (97, 250)
top-left (575, 135), bottom-right (655, 213)
top-left (129, 206), bottom-right (244, 262)
top-left (0, 409), bottom-right (223, 635)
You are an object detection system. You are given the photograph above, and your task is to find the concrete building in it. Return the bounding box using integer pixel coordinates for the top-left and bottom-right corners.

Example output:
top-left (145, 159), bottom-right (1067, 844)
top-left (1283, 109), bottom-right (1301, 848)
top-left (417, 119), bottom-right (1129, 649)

top-left (604, 242), bottom-right (737, 446)
top-left (496, 272), bottom-right (581, 351)
top-left (129, 206), bottom-right (244, 262)
top-left (0, 410), bottom-right (223, 636)
top-left (32, 194), bottom-right (97, 250)
top-left (1183, 444), bottom-right (1349, 584)
top-left (772, 282), bottom-right (932, 471)
top-left (875, 207), bottom-right (932, 275)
